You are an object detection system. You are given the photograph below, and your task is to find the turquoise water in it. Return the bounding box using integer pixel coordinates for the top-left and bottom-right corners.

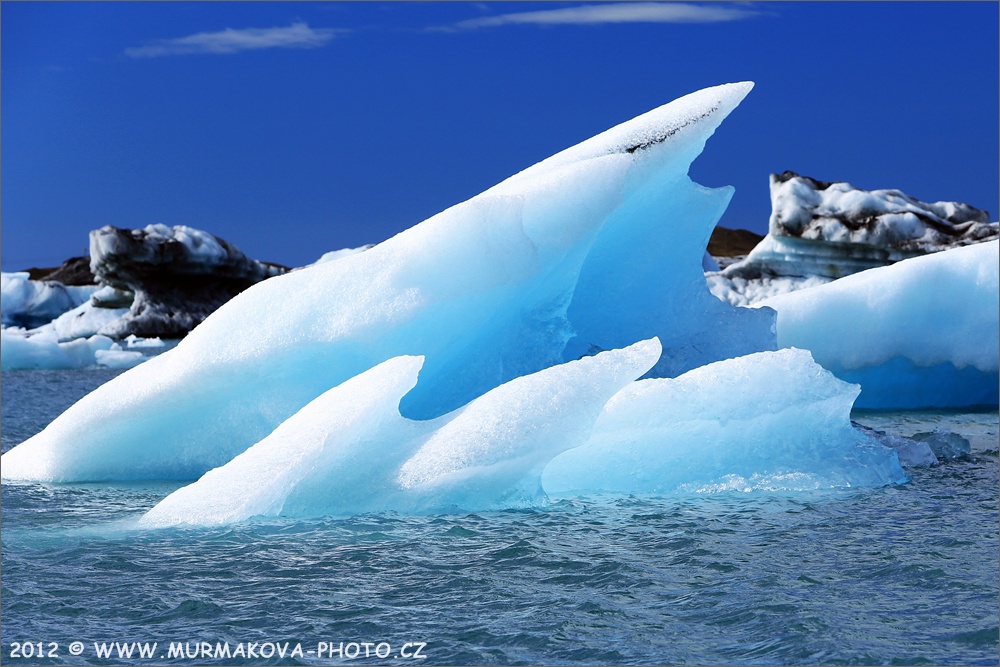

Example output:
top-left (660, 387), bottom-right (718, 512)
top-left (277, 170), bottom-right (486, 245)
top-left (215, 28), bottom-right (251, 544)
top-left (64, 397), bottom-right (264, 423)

top-left (2, 369), bottom-right (998, 665)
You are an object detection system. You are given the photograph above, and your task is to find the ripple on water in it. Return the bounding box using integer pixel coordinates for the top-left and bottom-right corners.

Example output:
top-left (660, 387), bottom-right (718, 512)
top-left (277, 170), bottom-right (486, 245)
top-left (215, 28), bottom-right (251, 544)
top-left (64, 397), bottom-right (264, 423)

top-left (2, 373), bottom-right (997, 665)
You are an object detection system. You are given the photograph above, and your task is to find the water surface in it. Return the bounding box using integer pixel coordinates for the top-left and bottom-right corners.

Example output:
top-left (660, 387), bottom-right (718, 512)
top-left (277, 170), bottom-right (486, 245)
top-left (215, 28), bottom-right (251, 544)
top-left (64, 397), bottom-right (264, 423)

top-left (2, 369), bottom-right (997, 665)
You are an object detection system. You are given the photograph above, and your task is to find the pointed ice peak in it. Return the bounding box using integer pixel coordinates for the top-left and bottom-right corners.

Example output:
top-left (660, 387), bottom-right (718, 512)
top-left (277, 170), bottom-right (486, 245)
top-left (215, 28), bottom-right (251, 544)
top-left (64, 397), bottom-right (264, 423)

top-left (497, 82), bottom-right (754, 189)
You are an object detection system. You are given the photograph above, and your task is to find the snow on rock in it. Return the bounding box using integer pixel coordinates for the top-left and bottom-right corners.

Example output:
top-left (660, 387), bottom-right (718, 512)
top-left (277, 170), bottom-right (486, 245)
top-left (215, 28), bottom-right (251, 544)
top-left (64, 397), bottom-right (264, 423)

top-left (757, 241), bottom-right (999, 409)
top-left (727, 171), bottom-right (997, 280)
top-left (89, 223), bottom-right (287, 338)
top-left (1, 272), bottom-right (98, 329)
top-left (24, 256), bottom-right (97, 286)
top-left (3, 82), bottom-right (781, 484)
top-left (542, 348), bottom-right (906, 495)
top-left (140, 339), bottom-right (661, 525)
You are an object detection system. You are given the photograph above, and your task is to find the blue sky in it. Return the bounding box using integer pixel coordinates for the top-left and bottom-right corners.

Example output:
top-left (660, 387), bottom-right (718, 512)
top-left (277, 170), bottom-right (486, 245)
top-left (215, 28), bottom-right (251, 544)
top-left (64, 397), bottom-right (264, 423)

top-left (2, 1), bottom-right (997, 269)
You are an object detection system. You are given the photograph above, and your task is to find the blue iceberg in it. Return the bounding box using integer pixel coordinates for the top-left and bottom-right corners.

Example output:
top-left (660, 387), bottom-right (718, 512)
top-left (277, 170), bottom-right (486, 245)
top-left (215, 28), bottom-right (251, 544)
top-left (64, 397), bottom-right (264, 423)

top-left (140, 342), bottom-right (905, 526)
top-left (758, 240), bottom-right (999, 409)
top-left (543, 348), bottom-right (906, 496)
top-left (139, 339), bottom-right (662, 526)
top-left (3, 82), bottom-right (914, 521)
top-left (2, 82), bottom-right (779, 483)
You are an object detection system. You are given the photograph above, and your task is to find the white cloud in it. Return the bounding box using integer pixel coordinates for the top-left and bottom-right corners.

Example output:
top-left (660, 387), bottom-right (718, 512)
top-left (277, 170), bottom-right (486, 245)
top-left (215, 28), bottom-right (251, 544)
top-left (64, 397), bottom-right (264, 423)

top-left (452, 3), bottom-right (760, 30)
top-left (125, 22), bottom-right (339, 58)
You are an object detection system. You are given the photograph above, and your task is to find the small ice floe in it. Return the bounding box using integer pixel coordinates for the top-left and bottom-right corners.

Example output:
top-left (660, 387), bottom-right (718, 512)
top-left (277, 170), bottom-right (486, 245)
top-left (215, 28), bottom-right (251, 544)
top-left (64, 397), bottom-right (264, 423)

top-left (124, 334), bottom-right (165, 348)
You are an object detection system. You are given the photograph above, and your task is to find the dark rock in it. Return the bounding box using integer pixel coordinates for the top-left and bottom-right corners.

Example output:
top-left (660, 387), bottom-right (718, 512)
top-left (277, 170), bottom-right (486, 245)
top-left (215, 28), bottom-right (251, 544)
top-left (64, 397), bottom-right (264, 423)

top-left (24, 256), bottom-right (97, 286)
top-left (707, 226), bottom-right (764, 258)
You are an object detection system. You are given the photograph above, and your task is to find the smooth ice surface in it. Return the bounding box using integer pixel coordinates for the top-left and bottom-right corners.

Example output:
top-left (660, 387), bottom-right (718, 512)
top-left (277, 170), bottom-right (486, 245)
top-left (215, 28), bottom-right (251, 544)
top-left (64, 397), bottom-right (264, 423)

top-left (3, 82), bottom-right (776, 483)
top-left (140, 339), bottom-right (661, 525)
top-left (542, 348), bottom-right (907, 495)
top-left (140, 355), bottom-right (426, 526)
top-left (758, 241), bottom-right (999, 408)
top-left (1, 272), bottom-right (97, 329)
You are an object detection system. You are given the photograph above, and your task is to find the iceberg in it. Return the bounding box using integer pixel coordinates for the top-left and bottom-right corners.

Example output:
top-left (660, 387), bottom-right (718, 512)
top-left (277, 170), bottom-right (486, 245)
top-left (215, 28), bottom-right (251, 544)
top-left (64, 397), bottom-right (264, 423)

top-left (707, 272), bottom-right (831, 307)
top-left (124, 334), bottom-right (165, 348)
top-left (707, 171), bottom-right (997, 306)
top-left (140, 339), bottom-right (661, 526)
top-left (142, 342), bottom-right (906, 526)
top-left (2, 82), bottom-right (778, 483)
top-left (757, 241), bottom-right (999, 409)
top-left (729, 171), bottom-right (997, 280)
top-left (0, 283), bottom-right (142, 371)
top-left (89, 223), bottom-right (287, 338)
top-left (0, 327), bottom-right (145, 371)
top-left (1, 271), bottom-right (97, 329)
top-left (46, 293), bottom-right (131, 342)
top-left (542, 348), bottom-right (906, 495)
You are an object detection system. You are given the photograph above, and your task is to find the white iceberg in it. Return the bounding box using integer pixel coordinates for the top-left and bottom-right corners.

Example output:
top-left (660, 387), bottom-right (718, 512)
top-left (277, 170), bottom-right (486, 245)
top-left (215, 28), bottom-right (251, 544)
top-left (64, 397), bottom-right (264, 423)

top-left (1, 284), bottom-right (143, 371)
top-left (142, 342), bottom-right (906, 526)
top-left (124, 334), bottom-right (165, 348)
top-left (1, 271), bottom-right (97, 329)
top-left (3, 82), bottom-right (779, 483)
top-left (542, 348), bottom-right (906, 495)
top-left (47, 295), bottom-right (131, 342)
top-left (757, 240), bottom-right (999, 408)
top-left (140, 339), bottom-right (661, 526)
top-left (0, 328), bottom-right (145, 371)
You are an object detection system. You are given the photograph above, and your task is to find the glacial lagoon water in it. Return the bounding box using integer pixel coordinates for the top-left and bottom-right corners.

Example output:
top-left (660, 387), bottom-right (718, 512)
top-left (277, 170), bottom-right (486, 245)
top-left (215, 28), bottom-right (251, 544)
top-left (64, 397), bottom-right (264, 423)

top-left (2, 367), bottom-right (998, 665)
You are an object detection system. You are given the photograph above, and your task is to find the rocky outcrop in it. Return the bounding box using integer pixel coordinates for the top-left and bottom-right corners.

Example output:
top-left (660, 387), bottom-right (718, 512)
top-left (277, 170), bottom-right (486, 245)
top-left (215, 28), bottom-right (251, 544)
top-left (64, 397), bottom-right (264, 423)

top-left (90, 224), bottom-right (286, 338)
top-left (707, 226), bottom-right (764, 258)
top-left (25, 256), bottom-right (97, 286)
top-left (725, 171), bottom-right (997, 279)
top-left (706, 226), bottom-right (765, 270)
